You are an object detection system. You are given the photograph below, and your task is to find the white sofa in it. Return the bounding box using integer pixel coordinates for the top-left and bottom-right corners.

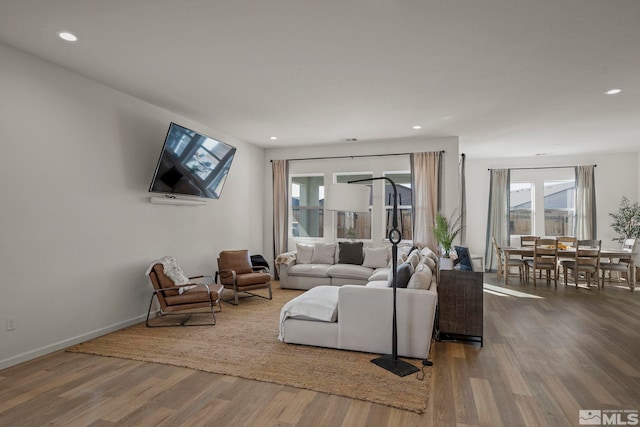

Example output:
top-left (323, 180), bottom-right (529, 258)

top-left (278, 246), bottom-right (439, 359)
top-left (276, 242), bottom-right (407, 290)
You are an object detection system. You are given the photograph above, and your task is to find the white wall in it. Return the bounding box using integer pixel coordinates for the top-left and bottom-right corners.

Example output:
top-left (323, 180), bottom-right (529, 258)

top-left (263, 138), bottom-right (460, 264)
top-left (464, 152), bottom-right (639, 267)
top-left (0, 42), bottom-right (265, 368)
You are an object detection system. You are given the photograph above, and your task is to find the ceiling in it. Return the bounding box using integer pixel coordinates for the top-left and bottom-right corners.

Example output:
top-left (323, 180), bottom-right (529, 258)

top-left (1, 0), bottom-right (639, 158)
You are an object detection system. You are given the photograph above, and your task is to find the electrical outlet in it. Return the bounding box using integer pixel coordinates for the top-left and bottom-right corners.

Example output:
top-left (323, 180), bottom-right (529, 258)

top-left (6, 317), bottom-right (16, 332)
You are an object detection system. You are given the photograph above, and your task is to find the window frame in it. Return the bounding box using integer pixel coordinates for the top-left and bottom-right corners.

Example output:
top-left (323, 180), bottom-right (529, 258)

top-left (333, 172), bottom-right (374, 241)
top-left (289, 173), bottom-right (325, 241)
top-left (509, 168), bottom-right (576, 242)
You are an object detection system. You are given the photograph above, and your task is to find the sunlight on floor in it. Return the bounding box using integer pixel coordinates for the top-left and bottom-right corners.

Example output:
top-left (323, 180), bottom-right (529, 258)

top-left (483, 283), bottom-right (544, 299)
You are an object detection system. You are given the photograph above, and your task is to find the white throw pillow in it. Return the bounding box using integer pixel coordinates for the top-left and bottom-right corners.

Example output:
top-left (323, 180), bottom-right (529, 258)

top-left (296, 243), bottom-right (314, 264)
top-left (407, 251), bottom-right (421, 269)
top-left (362, 247), bottom-right (389, 268)
top-left (408, 263), bottom-right (433, 290)
top-left (311, 243), bottom-right (337, 264)
top-left (421, 256), bottom-right (436, 272)
top-left (420, 246), bottom-right (439, 263)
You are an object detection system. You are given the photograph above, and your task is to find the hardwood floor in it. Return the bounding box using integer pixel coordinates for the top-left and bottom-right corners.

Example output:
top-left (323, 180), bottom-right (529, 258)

top-left (1, 274), bottom-right (639, 426)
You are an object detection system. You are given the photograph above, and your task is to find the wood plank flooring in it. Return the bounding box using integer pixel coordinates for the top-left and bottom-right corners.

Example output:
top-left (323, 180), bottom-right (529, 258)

top-left (1, 274), bottom-right (639, 426)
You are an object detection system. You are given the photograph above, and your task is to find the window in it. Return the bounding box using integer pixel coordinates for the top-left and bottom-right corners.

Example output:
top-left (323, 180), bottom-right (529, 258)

top-left (510, 169), bottom-right (576, 238)
top-left (543, 180), bottom-right (575, 236)
top-left (335, 174), bottom-right (373, 239)
top-left (510, 182), bottom-right (533, 235)
top-left (384, 172), bottom-right (412, 241)
top-left (290, 175), bottom-right (324, 238)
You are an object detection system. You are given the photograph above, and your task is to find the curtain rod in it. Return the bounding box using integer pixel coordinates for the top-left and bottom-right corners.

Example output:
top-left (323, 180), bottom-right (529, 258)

top-left (488, 164), bottom-right (597, 171)
top-left (271, 150), bottom-right (445, 162)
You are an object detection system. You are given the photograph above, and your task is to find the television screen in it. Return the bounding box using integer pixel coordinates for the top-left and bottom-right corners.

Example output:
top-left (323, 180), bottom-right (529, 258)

top-left (149, 123), bottom-right (236, 199)
top-left (453, 246), bottom-right (474, 271)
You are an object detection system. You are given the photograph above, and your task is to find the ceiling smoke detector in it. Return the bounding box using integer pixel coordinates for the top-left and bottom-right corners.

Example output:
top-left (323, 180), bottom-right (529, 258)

top-left (342, 138), bottom-right (358, 142)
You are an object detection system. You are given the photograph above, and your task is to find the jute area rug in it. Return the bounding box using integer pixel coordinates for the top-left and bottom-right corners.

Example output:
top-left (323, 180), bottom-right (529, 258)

top-left (67, 287), bottom-right (430, 414)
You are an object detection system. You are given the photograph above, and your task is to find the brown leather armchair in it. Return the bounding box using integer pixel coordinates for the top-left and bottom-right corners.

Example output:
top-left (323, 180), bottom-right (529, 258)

top-left (147, 262), bottom-right (224, 327)
top-left (217, 250), bottom-right (272, 305)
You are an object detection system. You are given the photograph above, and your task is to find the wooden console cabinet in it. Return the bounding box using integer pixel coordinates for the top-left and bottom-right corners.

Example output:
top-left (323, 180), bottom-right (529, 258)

top-left (437, 269), bottom-right (484, 346)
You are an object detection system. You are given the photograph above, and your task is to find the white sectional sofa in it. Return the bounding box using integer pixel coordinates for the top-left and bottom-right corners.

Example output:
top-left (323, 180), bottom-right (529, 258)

top-left (276, 241), bottom-right (401, 290)
top-left (277, 244), bottom-right (439, 359)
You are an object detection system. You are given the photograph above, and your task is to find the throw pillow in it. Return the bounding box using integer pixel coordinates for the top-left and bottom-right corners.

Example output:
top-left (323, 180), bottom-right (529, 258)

top-left (406, 251), bottom-right (421, 269)
top-left (296, 243), bottom-right (314, 264)
top-left (408, 263), bottom-right (433, 290)
top-left (422, 256), bottom-right (436, 272)
top-left (311, 242), bottom-right (337, 264)
top-left (338, 241), bottom-right (364, 265)
top-left (387, 262), bottom-right (414, 288)
top-left (362, 247), bottom-right (389, 268)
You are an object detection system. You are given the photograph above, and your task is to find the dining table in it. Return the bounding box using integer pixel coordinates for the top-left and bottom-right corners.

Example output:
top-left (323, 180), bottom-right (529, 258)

top-left (499, 246), bottom-right (637, 290)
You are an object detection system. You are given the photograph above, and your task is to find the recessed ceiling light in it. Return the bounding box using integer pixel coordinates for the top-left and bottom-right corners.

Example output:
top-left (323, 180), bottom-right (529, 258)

top-left (58, 31), bottom-right (79, 42)
top-left (605, 88), bottom-right (622, 95)
top-left (270, 136), bottom-right (278, 140)
top-left (412, 125), bottom-right (422, 130)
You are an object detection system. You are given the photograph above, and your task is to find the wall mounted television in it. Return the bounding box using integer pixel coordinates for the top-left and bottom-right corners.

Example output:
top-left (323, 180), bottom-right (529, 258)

top-left (149, 122), bottom-right (236, 199)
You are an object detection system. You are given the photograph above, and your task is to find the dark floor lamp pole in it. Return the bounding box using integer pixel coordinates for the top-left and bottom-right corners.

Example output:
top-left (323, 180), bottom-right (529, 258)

top-left (348, 177), bottom-right (419, 377)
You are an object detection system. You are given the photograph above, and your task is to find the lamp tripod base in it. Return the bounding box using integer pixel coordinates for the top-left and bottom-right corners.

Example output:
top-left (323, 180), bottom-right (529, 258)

top-left (371, 355), bottom-right (420, 377)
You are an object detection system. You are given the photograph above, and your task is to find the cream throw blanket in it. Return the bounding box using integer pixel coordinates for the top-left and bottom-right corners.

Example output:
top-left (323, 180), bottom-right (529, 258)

top-left (145, 256), bottom-right (194, 294)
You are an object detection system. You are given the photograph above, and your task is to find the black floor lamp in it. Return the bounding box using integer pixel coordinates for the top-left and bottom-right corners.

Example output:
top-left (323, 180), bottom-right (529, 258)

top-left (326, 177), bottom-right (419, 377)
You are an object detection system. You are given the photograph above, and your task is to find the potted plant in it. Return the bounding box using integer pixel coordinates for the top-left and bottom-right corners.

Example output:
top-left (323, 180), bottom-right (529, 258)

top-left (609, 197), bottom-right (640, 242)
top-left (433, 211), bottom-right (462, 269)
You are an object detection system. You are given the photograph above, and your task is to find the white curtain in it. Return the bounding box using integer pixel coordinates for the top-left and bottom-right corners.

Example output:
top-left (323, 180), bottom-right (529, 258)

top-left (575, 165), bottom-right (597, 239)
top-left (272, 160), bottom-right (288, 278)
top-left (484, 169), bottom-right (510, 271)
top-left (459, 153), bottom-right (467, 245)
top-left (410, 151), bottom-right (442, 251)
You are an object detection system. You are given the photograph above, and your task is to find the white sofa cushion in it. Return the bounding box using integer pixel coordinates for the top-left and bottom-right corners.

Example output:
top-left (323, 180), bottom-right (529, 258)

top-left (288, 263), bottom-right (333, 278)
top-left (278, 286), bottom-right (340, 341)
top-left (296, 243), bottom-right (314, 264)
top-left (311, 242), bottom-right (337, 264)
top-left (362, 246), bottom-right (390, 268)
top-left (365, 280), bottom-right (390, 288)
top-left (326, 264), bottom-right (373, 280)
top-left (368, 268), bottom-right (390, 281)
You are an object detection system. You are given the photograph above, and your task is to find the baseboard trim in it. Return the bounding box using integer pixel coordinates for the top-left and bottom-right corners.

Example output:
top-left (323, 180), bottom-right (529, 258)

top-left (0, 314), bottom-right (148, 370)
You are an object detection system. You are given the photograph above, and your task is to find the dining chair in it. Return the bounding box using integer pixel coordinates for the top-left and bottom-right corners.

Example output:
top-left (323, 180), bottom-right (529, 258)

top-left (526, 238), bottom-right (558, 287)
top-left (556, 236), bottom-right (577, 282)
top-left (520, 235), bottom-right (539, 276)
top-left (563, 240), bottom-right (602, 288)
top-left (556, 236), bottom-right (577, 250)
top-left (492, 236), bottom-right (524, 283)
top-left (520, 235), bottom-right (538, 247)
top-left (600, 238), bottom-right (636, 287)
